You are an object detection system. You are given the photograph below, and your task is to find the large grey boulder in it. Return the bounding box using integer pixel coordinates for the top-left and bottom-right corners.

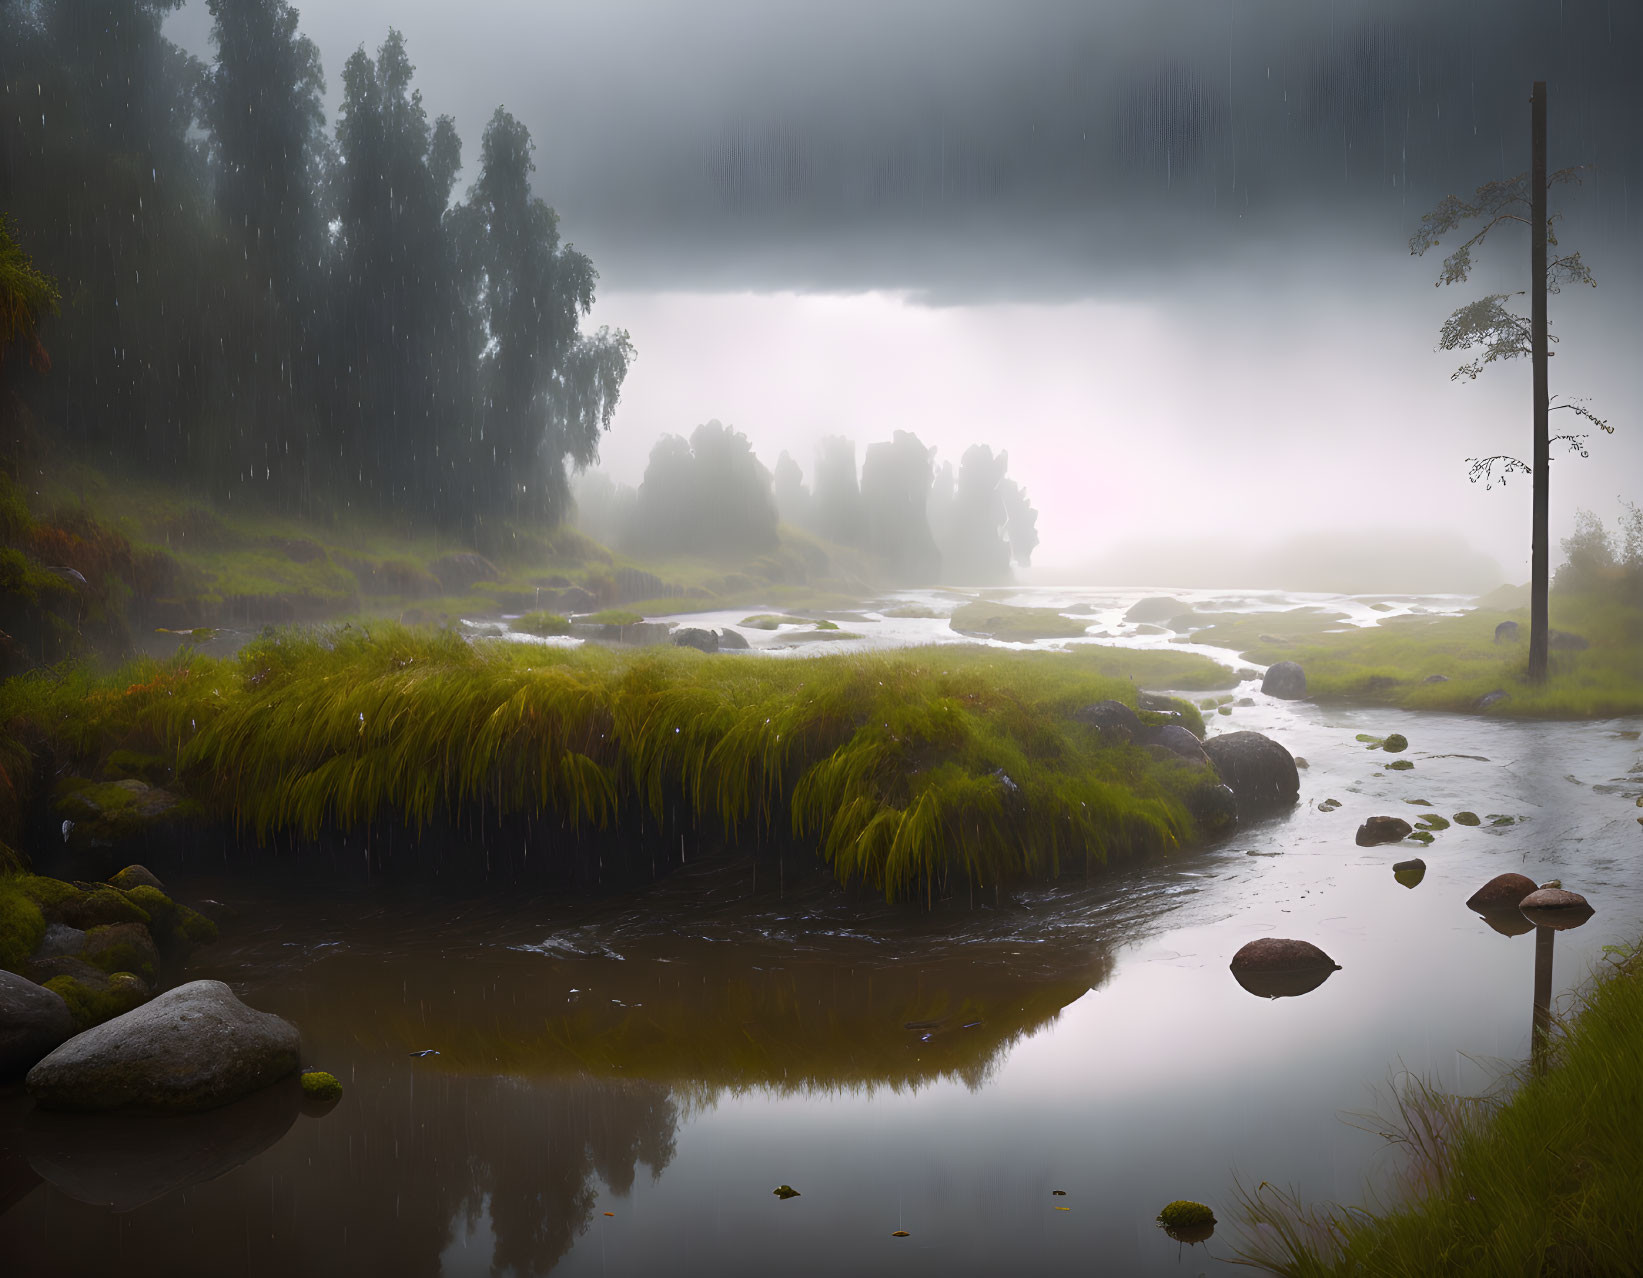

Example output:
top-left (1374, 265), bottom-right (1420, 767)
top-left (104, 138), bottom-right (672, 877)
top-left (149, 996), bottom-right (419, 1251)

top-left (1202, 731), bottom-right (1300, 817)
top-left (26, 980), bottom-right (300, 1113)
top-left (671, 627), bottom-right (719, 653)
top-left (1261, 661), bottom-right (1307, 699)
top-left (0, 972), bottom-right (75, 1080)
top-left (1145, 723), bottom-right (1210, 767)
top-left (715, 628), bottom-right (751, 650)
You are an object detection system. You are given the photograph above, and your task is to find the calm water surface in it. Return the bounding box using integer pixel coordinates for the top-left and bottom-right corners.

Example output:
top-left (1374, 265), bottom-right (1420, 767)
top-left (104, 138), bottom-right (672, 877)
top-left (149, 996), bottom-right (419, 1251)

top-left (7, 589), bottom-right (1641, 1276)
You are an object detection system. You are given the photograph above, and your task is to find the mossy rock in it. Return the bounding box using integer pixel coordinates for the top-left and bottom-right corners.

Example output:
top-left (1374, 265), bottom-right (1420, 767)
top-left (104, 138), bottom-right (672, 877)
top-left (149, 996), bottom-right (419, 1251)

top-left (108, 864), bottom-right (165, 893)
top-left (1415, 814), bottom-right (1450, 832)
top-left (740, 614), bottom-right (811, 629)
top-left (53, 777), bottom-right (183, 847)
top-left (0, 879), bottom-right (47, 972)
top-left (1453, 811), bottom-right (1482, 826)
top-left (1384, 759), bottom-right (1415, 771)
top-left (81, 922), bottom-right (160, 980)
top-left (1381, 733), bottom-right (1409, 753)
top-left (300, 1070), bottom-right (343, 1104)
top-left (104, 750), bottom-right (170, 786)
top-left (55, 886), bottom-right (150, 931)
top-left (43, 968), bottom-right (151, 1031)
top-left (14, 874), bottom-right (82, 911)
top-left (1156, 1200), bottom-right (1216, 1230)
top-left (121, 884), bottom-right (218, 952)
top-left (1407, 830), bottom-right (1435, 845)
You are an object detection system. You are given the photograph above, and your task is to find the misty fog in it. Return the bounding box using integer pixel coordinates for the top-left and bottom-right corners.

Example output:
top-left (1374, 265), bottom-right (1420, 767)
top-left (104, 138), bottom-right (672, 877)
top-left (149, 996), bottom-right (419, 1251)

top-left (147, 0), bottom-right (1643, 587)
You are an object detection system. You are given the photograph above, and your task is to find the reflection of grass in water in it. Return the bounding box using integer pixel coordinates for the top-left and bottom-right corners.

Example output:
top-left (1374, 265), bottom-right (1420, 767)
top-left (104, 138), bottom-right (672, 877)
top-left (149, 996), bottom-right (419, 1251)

top-left (1233, 942), bottom-right (1643, 1273)
top-left (1, 628), bottom-right (1231, 902)
top-left (344, 948), bottom-right (1105, 1099)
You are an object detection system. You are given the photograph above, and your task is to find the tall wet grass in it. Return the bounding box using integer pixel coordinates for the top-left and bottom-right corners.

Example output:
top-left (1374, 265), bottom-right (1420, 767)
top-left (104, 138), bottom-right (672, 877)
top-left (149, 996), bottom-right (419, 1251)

top-left (1201, 593), bottom-right (1643, 717)
top-left (1233, 943), bottom-right (1643, 1275)
top-left (0, 626), bottom-right (1216, 901)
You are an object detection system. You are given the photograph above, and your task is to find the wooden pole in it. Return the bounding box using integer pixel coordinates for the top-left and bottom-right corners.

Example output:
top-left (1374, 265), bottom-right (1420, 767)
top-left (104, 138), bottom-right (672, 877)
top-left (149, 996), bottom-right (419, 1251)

top-left (1529, 81), bottom-right (1550, 682)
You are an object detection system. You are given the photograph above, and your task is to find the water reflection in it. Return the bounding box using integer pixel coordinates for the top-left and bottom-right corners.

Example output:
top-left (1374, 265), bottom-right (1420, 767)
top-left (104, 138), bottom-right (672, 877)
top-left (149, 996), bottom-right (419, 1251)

top-left (24, 1076), bottom-right (299, 1211)
top-left (0, 907), bottom-right (1113, 1277)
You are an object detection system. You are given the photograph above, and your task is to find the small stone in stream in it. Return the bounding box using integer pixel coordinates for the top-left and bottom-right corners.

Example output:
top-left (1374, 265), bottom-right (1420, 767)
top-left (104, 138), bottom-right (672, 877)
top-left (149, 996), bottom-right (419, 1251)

top-left (1538, 879), bottom-right (1562, 890)
top-left (1476, 689), bottom-right (1509, 710)
top-left (1407, 830), bottom-right (1434, 844)
top-left (1356, 816), bottom-right (1413, 846)
top-left (1453, 811), bottom-right (1482, 826)
top-left (1318, 798), bottom-right (1341, 811)
top-left (1466, 872), bottom-right (1539, 911)
top-left (1381, 734), bottom-right (1408, 753)
top-left (1293, 756), bottom-right (1308, 769)
top-left (773, 1184), bottom-right (801, 1199)
top-left (1415, 815), bottom-right (1450, 831)
top-left (1393, 859), bottom-right (1427, 888)
top-left (300, 1071), bottom-right (343, 1103)
top-left (1519, 888), bottom-right (1590, 911)
top-left (1385, 759), bottom-right (1415, 771)
top-left (1229, 938), bottom-right (1339, 972)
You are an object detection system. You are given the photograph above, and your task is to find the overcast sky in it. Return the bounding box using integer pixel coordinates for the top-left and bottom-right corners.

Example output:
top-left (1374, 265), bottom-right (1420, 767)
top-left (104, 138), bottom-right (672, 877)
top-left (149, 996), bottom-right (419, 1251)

top-left (169, 0), bottom-right (1643, 580)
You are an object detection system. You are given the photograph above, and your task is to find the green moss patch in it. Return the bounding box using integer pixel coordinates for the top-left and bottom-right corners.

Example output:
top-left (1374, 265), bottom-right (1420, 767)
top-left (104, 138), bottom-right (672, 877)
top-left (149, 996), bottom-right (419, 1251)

top-left (300, 1070), bottom-right (343, 1102)
top-left (0, 877), bottom-right (47, 972)
top-left (949, 600), bottom-right (1091, 641)
top-left (1158, 1200), bottom-right (1216, 1229)
top-left (43, 970), bottom-right (148, 1031)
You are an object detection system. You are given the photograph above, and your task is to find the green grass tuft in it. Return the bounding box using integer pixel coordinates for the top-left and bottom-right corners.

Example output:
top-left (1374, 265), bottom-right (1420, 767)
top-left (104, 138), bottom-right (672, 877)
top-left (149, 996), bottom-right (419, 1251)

top-left (510, 611), bottom-right (571, 636)
top-left (1234, 941), bottom-right (1643, 1275)
top-left (0, 628), bottom-right (1236, 903)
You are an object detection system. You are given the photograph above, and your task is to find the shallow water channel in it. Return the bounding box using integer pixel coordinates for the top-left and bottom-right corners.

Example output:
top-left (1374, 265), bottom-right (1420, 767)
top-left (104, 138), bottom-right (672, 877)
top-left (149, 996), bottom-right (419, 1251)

top-left (6, 589), bottom-right (1642, 1276)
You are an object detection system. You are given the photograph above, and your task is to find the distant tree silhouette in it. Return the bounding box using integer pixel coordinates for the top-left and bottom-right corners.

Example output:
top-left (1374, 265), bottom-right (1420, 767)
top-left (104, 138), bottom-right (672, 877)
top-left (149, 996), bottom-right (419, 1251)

top-left (859, 430), bottom-right (940, 582)
top-left (628, 421), bottom-right (777, 554)
top-left (809, 436), bottom-right (863, 546)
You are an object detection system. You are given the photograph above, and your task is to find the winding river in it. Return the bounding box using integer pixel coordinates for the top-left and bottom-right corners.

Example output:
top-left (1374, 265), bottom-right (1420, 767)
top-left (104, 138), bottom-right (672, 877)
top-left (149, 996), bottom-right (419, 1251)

top-left (4, 587), bottom-right (1640, 1276)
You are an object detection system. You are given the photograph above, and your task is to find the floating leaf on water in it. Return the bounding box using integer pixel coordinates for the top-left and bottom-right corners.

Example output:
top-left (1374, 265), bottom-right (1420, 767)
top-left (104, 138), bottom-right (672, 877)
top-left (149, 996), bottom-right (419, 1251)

top-left (773, 1185), bottom-right (801, 1199)
top-left (1053, 1205), bottom-right (1071, 1211)
top-left (891, 1230), bottom-right (910, 1237)
top-left (603, 1212), bottom-right (614, 1217)
top-left (1051, 1190), bottom-right (1067, 1196)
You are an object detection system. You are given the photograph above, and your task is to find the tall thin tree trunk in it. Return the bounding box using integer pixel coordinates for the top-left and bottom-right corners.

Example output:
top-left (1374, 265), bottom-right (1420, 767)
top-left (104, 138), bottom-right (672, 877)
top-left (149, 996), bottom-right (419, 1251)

top-left (1529, 81), bottom-right (1550, 682)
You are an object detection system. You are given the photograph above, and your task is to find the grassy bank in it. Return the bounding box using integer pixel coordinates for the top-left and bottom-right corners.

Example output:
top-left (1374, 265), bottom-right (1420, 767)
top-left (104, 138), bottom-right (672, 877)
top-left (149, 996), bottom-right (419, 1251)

top-left (0, 628), bottom-right (1229, 902)
top-left (1235, 942), bottom-right (1643, 1275)
top-left (1189, 594), bottom-right (1643, 717)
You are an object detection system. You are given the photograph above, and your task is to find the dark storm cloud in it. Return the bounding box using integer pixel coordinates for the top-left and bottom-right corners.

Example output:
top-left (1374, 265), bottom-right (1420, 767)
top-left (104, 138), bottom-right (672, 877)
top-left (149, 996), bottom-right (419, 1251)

top-left (173, 0), bottom-right (1642, 301)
